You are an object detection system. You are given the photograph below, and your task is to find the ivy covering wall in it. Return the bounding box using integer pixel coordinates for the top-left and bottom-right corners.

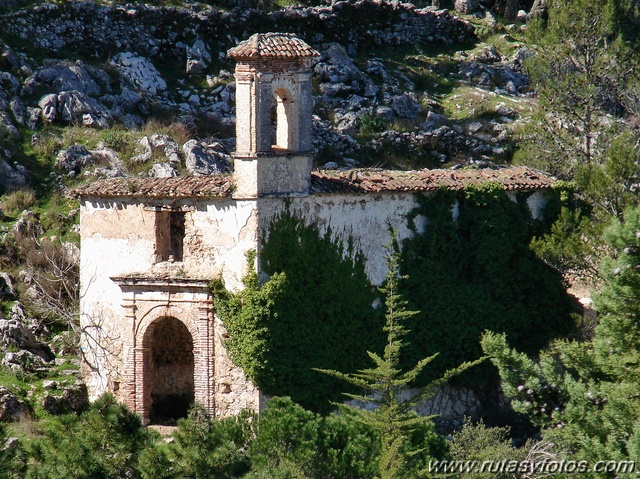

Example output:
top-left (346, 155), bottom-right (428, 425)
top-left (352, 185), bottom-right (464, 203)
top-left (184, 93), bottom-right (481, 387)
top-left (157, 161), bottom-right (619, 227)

top-left (213, 210), bottom-right (383, 413)
top-left (399, 183), bottom-right (577, 387)
top-left (214, 186), bottom-right (578, 412)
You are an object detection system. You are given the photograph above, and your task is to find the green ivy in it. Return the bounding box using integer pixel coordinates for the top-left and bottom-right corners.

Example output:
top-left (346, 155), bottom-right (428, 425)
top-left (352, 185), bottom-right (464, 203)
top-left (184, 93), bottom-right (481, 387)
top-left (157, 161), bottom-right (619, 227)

top-left (213, 210), bottom-right (383, 413)
top-left (399, 183), bottom-right (578, 388)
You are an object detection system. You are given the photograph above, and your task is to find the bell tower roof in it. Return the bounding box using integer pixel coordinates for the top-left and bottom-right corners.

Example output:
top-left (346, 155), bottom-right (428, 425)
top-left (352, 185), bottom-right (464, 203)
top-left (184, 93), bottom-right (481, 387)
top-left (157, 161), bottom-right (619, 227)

top-left (228, 33), bottom-right (319, 61)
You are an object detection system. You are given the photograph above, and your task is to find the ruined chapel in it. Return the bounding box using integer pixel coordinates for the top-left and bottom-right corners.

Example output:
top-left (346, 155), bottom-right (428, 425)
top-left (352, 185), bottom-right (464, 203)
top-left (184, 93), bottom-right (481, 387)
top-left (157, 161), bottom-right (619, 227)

top-left (75, 33), bottom-right (555, 423)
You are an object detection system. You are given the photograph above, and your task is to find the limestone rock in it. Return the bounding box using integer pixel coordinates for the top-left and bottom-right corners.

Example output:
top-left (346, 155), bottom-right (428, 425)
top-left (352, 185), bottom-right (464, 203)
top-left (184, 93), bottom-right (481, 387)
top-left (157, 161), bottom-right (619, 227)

top-left (314, 43), bottom-right (366, 91)
top-left (0, 387), bottom-right (32, 422)
top-left (0, 273), bottom-right (17, 300)
top-left (10, 97), bottom-right (27, 125)
top-left (12, 210), bottom-right (43, 238)
top-left (0, 72), bottom-right (20, 96)
top-left (41, 382), bottom-right (89, 415)
top-left (2, 350), bottom-right (48, 372)
top-left (454, 0), bottom-right (479, 13)
top-left (0, 318), bottom-right (54, 362)
top-left (111, 52), bottom-right (167, 96)
top-left (375, 106), bottom-right (396, 122)
top-left (0, 112), bottom-right (20, 141)
top-left (23, 60), bottom-right (104, 96)
top-left (0, 159), bottom-right (26, 191)
top-left (390, 93), bottom-right (422, 119)
top-left (186, 39), bottom-right (211, 75)
top-left (148, 162), bottom-right (179, 178)
top-left (55, 145), bottom-right (95, 175)
top-left (151, 134), bottom-right (181, 164)
top-left (183, 139), bottom-right (232, 176)
top-left (38, 93), bottom-right (58, 122)
top-left (57, 90), bottom-right (109, 127)
top-left (89, 144), bottom-right (126, 176)
top-left (131, 136), bottom-right (153, 164)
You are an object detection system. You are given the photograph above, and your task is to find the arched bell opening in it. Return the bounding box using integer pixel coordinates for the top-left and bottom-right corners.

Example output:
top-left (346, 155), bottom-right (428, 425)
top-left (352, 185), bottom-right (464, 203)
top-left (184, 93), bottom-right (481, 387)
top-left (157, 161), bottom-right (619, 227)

top-left (272, 87), bottom-right (294, 150)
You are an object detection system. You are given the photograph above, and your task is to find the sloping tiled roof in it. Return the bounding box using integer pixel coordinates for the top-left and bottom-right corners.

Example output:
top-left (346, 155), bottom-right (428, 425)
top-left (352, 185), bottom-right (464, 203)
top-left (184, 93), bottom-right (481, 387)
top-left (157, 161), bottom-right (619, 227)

top-left (72, 175), bottom-right (234, 199)
top-left (311, 166), bottom-right (554, 194)
top-left (228, 33), bottom-right (319, 60)
top-left (73, 167), bottom-right (552, 199)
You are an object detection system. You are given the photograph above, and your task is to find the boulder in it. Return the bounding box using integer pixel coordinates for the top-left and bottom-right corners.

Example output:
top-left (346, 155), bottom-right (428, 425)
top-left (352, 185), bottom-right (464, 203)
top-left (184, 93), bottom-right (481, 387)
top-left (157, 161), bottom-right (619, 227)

top-left (2, 350), bottom-right (49, 372)
top-left (57, 90), bottom-right (109, 127)
top-left (151, 134), bottom-right (181, 164)
top-left (23, 60), bottom-right (104, 96)
top-left (89, 144), bottom-right (126, 175)
top-left (0, 387), bottom-right (32, 422)
top-left (38, 93), bottom-right (58, 122)
top-left (131, 136), bottom-right (152, 164)
top-left (0, 72), bottom-right (20, 95)
top-left (41, 381), bottom-right (89, 415)
top-left (0, 113), bottom-right (20, 141)
top-left (0, 273), bottom-right (17, 300)
top-left (455, 0), bottom-right (479, 13)
top-left (375, 106), bottom-right (395, 122)
top-left (186, 39), bottom-right (211, 75)
top-left (314, 43), bottom-right (366, 86)
top-left (0, 43), bottom-right (21, 71)
top-left (148, 162), bottom-right (179, 178)
top-left (111, 52), bottom-right (167, 96)
top-left (183, 139), bottom-right (232, 176)
top-left (55, 145), bottom-right (94, 175)
top-left (13, 210), bottom-right (43, 238)
top-left (0, 158), bottom-right (26, 191)
top-left (10, 97), bottom-right (27, 126)
top-left (390, 93), bottom-right (422, 119)
top-left (0, 318), bottom-right (54, 362)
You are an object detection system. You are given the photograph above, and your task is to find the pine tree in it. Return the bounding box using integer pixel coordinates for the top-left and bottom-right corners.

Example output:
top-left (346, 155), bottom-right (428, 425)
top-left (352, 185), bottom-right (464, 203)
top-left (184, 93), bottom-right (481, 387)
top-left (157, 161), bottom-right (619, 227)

top-left (482, 204), bottom-right (640, 474)
top-left (518, 0), bottom-right (640, 279)
top-left (319, 237), bottom-right (483, 479)
top-left (515, 0), bottom-right (636, 183)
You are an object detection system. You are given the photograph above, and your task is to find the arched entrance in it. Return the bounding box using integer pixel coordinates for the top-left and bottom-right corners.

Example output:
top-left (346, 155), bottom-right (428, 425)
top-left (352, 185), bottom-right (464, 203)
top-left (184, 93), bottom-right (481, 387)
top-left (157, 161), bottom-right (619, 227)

top-left (144, 316), bottom-right (194, 423)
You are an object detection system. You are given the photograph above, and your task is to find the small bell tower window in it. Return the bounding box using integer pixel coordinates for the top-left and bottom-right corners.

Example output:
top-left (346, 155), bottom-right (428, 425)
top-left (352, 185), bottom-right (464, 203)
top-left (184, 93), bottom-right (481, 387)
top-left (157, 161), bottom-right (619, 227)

top-left (272, 88), bottom-right (293, 150)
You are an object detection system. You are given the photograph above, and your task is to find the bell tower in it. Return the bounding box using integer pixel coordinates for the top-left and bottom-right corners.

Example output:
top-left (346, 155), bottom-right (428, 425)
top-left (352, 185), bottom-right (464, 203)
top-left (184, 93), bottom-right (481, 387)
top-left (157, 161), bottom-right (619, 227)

top-left (228, 33), bottom-right (319, 198)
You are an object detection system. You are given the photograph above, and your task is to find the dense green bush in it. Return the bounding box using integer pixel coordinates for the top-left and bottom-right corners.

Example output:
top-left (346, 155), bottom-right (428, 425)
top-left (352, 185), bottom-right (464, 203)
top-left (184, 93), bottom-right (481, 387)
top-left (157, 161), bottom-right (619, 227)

top-left (25, 394), bottom-right (154, 479)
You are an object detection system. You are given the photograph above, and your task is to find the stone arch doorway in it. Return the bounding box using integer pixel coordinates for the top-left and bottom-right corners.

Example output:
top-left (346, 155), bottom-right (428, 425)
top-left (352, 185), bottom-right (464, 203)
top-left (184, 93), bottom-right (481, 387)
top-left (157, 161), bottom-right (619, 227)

top-left (143, 316), bottom-right (194, 423)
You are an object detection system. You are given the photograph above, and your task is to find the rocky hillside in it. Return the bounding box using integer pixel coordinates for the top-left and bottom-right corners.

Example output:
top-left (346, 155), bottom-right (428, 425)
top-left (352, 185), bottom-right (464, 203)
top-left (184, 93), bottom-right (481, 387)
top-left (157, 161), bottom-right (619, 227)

top-left (0, 0), bottom-right (542, 421)
top-left (0, 0), bottom-right (539, 190)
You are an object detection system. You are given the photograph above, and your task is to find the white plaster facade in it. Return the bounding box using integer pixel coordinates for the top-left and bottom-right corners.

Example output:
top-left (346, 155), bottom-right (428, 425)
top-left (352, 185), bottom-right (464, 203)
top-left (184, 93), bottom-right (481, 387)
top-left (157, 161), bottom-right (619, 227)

top-left (76, 33), bottom-right (555, 423)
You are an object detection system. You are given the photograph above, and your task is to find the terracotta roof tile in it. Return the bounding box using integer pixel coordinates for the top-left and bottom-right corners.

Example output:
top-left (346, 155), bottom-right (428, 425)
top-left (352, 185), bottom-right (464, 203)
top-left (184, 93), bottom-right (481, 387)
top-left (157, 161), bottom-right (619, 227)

top-left (310, 166), bottom-right (554, 194)
top-left (72, 167), bottom-right (552, 199)
top-left (72, 175), bottom-right (233, 199)
top-left (228, 33), bottom-right (319, 60)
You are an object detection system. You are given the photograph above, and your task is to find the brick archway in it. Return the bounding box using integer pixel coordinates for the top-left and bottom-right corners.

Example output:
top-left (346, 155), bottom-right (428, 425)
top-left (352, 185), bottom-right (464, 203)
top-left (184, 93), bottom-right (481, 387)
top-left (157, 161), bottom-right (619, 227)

top-left (112, 277), bottom-right (215, 423)
top-left (143, 316), bottom-right (194, 423)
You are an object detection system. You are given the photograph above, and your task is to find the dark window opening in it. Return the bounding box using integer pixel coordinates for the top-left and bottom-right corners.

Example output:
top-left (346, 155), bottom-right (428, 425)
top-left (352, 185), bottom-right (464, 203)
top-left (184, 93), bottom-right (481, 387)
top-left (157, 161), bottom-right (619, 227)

top-left (155, 211), bottom-right (186, 262)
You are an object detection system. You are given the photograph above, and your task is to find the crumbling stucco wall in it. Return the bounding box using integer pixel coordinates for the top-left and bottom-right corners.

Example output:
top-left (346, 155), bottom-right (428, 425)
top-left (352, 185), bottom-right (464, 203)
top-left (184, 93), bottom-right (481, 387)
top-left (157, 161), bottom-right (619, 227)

top-left (258, 193), bottom-right (427, 285)
top-left (79, 196), bottom-right (263, 420)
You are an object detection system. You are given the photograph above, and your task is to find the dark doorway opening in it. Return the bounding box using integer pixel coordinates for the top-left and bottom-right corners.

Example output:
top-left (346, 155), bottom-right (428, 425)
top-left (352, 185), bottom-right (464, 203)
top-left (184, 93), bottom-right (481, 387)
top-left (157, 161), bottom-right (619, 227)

top-left (147, 317), bottom-right (194, 424)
